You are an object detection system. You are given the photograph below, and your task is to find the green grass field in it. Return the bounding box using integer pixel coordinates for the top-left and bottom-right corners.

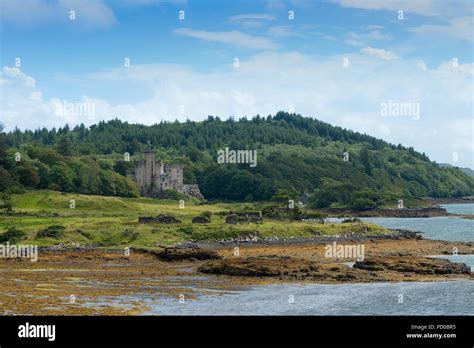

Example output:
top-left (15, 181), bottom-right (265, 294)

top-left (0, 190), bottom-right (390, 248)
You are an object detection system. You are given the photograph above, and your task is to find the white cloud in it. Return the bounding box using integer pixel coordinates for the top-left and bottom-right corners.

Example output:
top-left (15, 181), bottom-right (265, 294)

top-left (1, 0), bottom-right (116, 29)
top-left (229, 13), bottom-right (276, 22)
top-left (228, 13), bottom-right (276, 28)
top-left (360, 47), bottom-right (398, 60)
top-left (267, 25), bottom-right (305, 38)
top-left (1, 53), bottom-right (473, 167)
top-left (410, 17), bottom-right (474, 42)
top-left (174, 28), bottom-right (277, 50)
top-left (345, 30), bottom-right (392, 46)
top-left (334, 0), bottom-right (472, 18)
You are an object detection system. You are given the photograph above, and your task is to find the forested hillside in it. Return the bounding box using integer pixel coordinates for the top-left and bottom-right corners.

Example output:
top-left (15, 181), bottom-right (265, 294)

top-left (1, 112), bottom-right (473, 209)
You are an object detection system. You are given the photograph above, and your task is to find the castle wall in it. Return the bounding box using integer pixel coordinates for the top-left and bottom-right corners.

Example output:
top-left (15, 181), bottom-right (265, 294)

top-left (130, 151), bottom-right (200, 199)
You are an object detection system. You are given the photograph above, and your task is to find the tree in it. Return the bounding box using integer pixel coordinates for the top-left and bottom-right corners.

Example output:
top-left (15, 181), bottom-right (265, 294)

top-left (11, 163), bottom-right (40, 187)
top-left (48, 164), bottom-right (75, 192)
top-left (0, 167), bottom-right (13, 191)
top-left (360, 146), bottom-right (372, 175)
top-left (56, 135), bottom-right (72, 156)
top-left (0, 123), bottom-right (8, 165)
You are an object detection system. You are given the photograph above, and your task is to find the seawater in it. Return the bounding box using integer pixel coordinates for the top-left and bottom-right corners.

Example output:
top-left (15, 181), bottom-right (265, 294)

top-left (143, 204), bottom-right (474, 315)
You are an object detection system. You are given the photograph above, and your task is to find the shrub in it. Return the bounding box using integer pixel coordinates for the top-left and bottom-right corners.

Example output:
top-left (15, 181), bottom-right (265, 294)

top-left (178, 226), bottom-right (194, 235)
top-left (0, 194), bottom-right (13, 212)
top-left (37, 225), bottom-right (66, 239)
top-left (0, 227), bottom-right (26, 243)
top-left (121, 229), bottom-right (139, 241)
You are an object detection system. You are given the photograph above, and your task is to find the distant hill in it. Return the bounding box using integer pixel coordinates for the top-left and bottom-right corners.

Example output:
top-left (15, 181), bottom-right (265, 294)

top-left (2, 112), bottom-right (473, 209)
top-left (438, 163), bottom-right (474, 178)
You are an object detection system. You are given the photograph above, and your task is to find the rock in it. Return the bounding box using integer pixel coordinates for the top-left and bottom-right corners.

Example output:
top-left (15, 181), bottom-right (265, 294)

top-left (192, 216), bottom-right (210, 224)
top-left (181, 184), bottom-right (204, 200)
top-left (133, 246), bottom-right (221, 262)
top-left (354, 256), bottom-right (471, 275)
top-left (198, 256), bottom-right (360, 281)
top-left (225, 212), bottom-right (263, 224)
top-left (138, 215), bottom-right (181, 224)
top-left (225, 214), bottom-right (239, 224)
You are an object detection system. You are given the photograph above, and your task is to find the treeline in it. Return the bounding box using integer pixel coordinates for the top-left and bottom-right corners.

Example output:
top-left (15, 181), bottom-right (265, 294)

top-left (0, 124), bottom-right (138, 197)
top-left (7, 112), bottom-right (430, 158)
top-left (2, 112), bottom-right (474, 208)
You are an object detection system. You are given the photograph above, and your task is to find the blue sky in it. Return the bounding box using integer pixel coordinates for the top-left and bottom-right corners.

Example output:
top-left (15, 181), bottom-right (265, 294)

top-left (1, 0), bottom-right (473, 167)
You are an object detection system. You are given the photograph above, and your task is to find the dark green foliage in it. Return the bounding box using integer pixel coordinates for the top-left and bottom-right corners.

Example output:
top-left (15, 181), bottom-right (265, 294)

top-left (37, 225), bottom-right (66, 239)
top-left (0, 227), bottom-right (26, 243)
top-left (56, 135), bottom-right (72, 156)
top-left (0, 167), bottom-right (14, 191)
top-left (121, 228), bottom-right (139, 242)
top-left (0, 144), bottom-right (139, 197)
top-left (349, 190), bottom-right (384, 211)
top-left (0, 194), bottom-right (13, 212)
top-left (2, 113), bottom-right (473, 207)
top-left (113, 160), bottom-right (134, 176)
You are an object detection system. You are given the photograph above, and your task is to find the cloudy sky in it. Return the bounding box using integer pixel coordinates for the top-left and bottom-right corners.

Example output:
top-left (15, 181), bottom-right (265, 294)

top-left (1, 0), bottom-right (473, 167)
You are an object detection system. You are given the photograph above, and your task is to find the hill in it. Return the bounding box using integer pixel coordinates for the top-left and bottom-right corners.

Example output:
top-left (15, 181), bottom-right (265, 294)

top-left (1, 112), bottom-right (473, 209)
top-left (438, 163), bottom-right (474, 178)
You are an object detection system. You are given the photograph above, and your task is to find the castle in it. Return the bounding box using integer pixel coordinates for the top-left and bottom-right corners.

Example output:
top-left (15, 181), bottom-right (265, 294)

top-left (128, 151), bottom-right (203, 200)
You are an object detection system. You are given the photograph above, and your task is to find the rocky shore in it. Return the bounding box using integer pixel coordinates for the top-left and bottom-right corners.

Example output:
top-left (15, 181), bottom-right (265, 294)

top-left (0, 230), bottom-right (472, 315)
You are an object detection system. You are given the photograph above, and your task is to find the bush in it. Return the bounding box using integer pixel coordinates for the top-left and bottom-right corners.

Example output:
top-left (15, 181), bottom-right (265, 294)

top-left (121, 228), bottom-right (139, 242)
top-left (178, 225), bottom-right (194, 235)
top-left (201, 211), bottom-right (212, 219)
top-left (37, 225), bottom-right (66, 239)
top-left (160, 189), bottom-right (187, 200)
top-left (0, 194), bottom-right (13, 212)
top-left (349, 190), bottom-right (384, 211)
top-left (0, 167), bottom-right (14, 191)
top-left (0, 227), bottom-right (26, 243)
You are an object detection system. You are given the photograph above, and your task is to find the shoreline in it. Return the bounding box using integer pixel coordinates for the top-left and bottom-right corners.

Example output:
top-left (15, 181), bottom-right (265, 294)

top-left (0, 230), bottom-right (472, 315)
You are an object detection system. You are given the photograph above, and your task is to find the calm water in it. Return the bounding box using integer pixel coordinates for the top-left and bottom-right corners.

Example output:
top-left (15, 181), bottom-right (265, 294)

top-left (441, 203), bottom-right (474, 215)
top-left (431, 255), bottom-right (474, 272)
top-left (141, 204), bottom-right (474, 315)
top-left (361, 217), bottom-right (473, 242)
top-left (144, 280), bottom-right (474, 315)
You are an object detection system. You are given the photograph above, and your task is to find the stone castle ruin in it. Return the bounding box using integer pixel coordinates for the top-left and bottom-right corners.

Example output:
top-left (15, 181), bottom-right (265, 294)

top-left (128, 151), bottom-right (204, 200)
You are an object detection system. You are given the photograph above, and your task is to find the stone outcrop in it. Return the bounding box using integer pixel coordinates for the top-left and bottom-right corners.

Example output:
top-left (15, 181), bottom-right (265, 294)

top-left (198, 256), bottom-right (371, 281)
top-left (138, 215), bottom-right (181, 224)
top-left (354, 256), bottom-right (471, 275)
top-left (182, 184), bottom-right (204, 200)
top-left (133, 246), bottom-right (221, 262)
top-left (198, 254), bottom-right (472, 281)
top-left (225, 212), bottom-right (263, 224)
top-left (192, 215), bottom-right (210, 224)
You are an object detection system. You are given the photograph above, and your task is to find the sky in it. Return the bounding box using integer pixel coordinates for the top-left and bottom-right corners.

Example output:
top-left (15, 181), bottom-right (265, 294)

top-left (0, 0), bottom-right (473, 167)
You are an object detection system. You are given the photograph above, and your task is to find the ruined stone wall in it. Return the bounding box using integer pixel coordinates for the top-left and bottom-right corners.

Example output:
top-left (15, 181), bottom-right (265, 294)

top-left (181, 184), bottom-right (204, 200)
top-left (130, 152), bottom-right (202, 199)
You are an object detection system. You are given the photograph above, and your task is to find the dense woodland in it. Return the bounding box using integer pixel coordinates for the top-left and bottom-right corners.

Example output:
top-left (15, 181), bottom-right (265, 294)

top-left (1, 112), bottom-right (473, 209)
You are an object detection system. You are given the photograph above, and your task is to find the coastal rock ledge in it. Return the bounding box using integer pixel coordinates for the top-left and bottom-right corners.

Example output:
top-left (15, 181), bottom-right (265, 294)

top-left (354, 256), bottom-right (471, 275)
top-left (133, 246), bottom-right (221, 261)
top-left (198, 255), bottom-right (472, 282)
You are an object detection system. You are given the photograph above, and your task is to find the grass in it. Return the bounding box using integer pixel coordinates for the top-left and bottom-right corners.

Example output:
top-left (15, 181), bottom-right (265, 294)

top-left (0, 190), bottom-right (390, 248)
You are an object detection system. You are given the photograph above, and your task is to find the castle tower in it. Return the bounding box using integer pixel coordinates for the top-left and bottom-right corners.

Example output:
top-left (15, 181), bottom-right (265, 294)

top-left (129, 151), bottom-right (202, 199)
top-left (143, 150), bottom-right (156, 188)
